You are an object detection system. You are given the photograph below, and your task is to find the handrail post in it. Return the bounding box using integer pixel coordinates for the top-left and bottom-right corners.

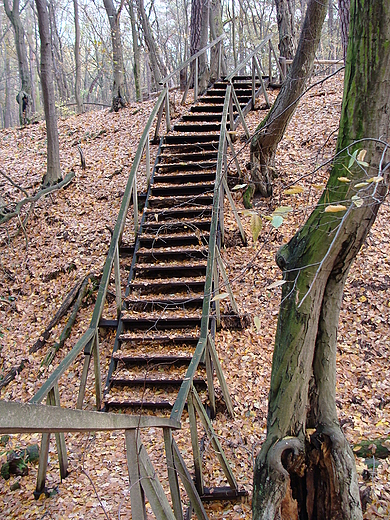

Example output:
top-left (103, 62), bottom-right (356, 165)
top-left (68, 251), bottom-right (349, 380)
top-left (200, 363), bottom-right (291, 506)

top-left (252, 56), bottom-right (256, 108)
top-left (133, 174), bottom-right (139, 235)
top-left (93, 330), bottom-right (102, 410)
top-left (217, 41), bottom-right (222, 79)
top-left (165, 86), bottom-right (171, 132)
top-left (145, 131), bottom-right (151, 188)
top-left (268, 40), bottom-right (272, 82)
top-left (194, 57), bottom-right (199, 101)
top-left (114, 243), bottom-right (121, 318)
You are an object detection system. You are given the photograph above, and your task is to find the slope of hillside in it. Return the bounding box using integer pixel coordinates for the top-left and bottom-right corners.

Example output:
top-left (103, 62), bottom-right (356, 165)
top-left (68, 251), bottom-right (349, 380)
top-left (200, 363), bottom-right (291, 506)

top-left (0, 76), bottom-right (389, 519)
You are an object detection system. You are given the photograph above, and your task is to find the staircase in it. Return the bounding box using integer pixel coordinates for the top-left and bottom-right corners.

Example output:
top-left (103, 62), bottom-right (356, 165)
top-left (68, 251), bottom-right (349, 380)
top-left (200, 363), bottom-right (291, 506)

top-left (103, 76), bottom-right (262, 413)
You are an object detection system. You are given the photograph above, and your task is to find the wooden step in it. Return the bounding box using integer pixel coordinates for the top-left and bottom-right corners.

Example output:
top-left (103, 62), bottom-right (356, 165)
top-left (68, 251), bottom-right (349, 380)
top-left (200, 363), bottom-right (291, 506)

top-left (124, 296), bottom-right (204, 311)
top-left (159, 151), bottom-right (218, 163)
top-left (145, 206), bottom-right (212, 221)
top-left (173, 122), bottom-right (222, 133)
top-left (127, 279), bottom-right (205, 295)
top-left (147, 194), bottom-right (213, 208)
top-left (164, 134), bottom-right (220, 145)
top-left (142, 218), bottom-right (211, 234)
top-left (155, 163), bottom-right (217, 174)
top-left (151, 182), bottom-right (214, 197)
top-left (118, 332), bottom-right (200, 346)
top-left (136, 246), bottom-right (208, 263)
top-left (134, 262), bottom-right (207, 279)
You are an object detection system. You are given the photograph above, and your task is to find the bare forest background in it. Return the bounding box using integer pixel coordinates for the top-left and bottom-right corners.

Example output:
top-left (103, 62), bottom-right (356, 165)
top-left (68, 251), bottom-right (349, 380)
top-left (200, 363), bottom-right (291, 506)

top-left (0, 0), bottom-right (344, 129)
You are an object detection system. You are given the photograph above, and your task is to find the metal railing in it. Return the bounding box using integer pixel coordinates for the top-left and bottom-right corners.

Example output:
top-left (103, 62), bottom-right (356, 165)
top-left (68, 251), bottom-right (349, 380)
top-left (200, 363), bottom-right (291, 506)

top-left (19, 33), bottom-right (276, 515)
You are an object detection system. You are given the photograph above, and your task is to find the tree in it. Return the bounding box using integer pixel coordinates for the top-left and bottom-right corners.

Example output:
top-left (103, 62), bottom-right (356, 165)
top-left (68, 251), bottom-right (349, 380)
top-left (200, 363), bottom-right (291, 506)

top-left (275, 0), bottom-right (296, 60)
top-left (209, 0), bottom-right (226, 82)
top-left (126, 0), bottom-right (141, 101)
top-left (338, 0), bottom-right (350, 64)
top-left (190, 0), bottom-right (209, 92)
top-left (73, 0), bottom-right (82, 113)
top-left (250, 0), bottom-right (328, 198)
top-left (103, 0), bottom-right (127, 111)
top-left (135, 0), bottom-right (167, 92)
top-left (3, 0), bottom-right (32, 125)
top-left (35, 0), bottom-right (62, 186)
top-left (252, 0), bottom-right (390, 518)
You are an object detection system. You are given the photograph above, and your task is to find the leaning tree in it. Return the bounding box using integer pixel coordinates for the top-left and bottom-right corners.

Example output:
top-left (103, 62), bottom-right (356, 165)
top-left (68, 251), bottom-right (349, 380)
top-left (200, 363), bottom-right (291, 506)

top-left (253, 0), bottom-right (389, 518)
top-left (250, 0), bottom-right (329, 197)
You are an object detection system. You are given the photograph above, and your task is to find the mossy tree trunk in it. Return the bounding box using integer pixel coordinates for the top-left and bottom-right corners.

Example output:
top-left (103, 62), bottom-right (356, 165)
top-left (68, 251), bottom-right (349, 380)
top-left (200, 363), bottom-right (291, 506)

top-left (250, 0), bottom-right (328, 197)
top-left (253, 1), bottom-right (390, 518)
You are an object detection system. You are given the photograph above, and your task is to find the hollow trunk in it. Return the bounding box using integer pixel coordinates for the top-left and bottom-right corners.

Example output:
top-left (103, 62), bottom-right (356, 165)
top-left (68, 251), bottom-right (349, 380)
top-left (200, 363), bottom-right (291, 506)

top-left (252, 0), bottom-right (390, 518)
top-left (250, 0), bottom-right (328, 197)
top-left (35, 0), bottom-right (62, 186)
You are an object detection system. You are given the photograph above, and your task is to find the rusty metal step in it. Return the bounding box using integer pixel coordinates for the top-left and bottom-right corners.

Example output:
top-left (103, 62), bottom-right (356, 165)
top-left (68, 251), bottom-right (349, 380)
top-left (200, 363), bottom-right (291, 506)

top-left (161, 141), bottom-right (219, 152)
top-left (121, 316), bottom-right (202, 331)
top-left (181, 113), bottom-right (223, 122)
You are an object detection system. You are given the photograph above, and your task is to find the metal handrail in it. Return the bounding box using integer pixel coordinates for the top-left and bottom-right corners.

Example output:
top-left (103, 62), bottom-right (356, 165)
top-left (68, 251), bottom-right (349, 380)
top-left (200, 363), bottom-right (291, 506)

top-left (170, 84), bottom-right (231, 423)
top-left (225, 35), bottom-right (271, 81)
top-left (31, 88), bottom-right (168, 405)
top-left (160, 34), bottom-right (225, 87)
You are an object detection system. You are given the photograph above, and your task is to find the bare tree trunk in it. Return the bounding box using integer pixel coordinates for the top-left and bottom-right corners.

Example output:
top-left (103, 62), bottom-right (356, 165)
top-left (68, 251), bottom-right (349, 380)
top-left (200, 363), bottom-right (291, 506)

top-left (338, 0), bottom-right (350, 64)
top-left (136, 0), bottom-right (167, 91)
top-left (253, 0), bottom-right (389, 517)
top-left (127, 0), bottom-right (141, 101)
top-left (4, 0), bottom-right (32, 125)
top-left (275, 0), bottom-right (296, 60)
top-left (35, 0), bottom-right (62, 186)
top-left (48, 1), bottom-right (69, 101)
top-left (4, 30), bottom-right (12, 128)
top-left (250, 0), bottom-right (328, 197)
top-left (209, 0), bottom-right (226, 82)
top-left (73, 0), bottom-right (82, 113)
top-left (103, 0), bottom-right (127, 111)
top-left (190, 0), bottom-right (210, 92)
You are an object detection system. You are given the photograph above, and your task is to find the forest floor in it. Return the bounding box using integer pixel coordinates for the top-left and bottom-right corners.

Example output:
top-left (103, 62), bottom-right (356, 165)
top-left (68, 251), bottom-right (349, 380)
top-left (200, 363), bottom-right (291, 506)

top-left (0, 72), bottom-right (389, 519)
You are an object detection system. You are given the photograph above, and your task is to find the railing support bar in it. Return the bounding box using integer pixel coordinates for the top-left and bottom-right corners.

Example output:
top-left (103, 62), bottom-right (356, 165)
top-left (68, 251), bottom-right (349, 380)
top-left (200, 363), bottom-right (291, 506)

top-left (163, 428), bottom-right (183, 520)
top-left (188, 390), bottom-right (204, 495)
top-left (125, 429), bottom-right (147, 519)
top-left (93, 330), bottom-right (102, 411)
